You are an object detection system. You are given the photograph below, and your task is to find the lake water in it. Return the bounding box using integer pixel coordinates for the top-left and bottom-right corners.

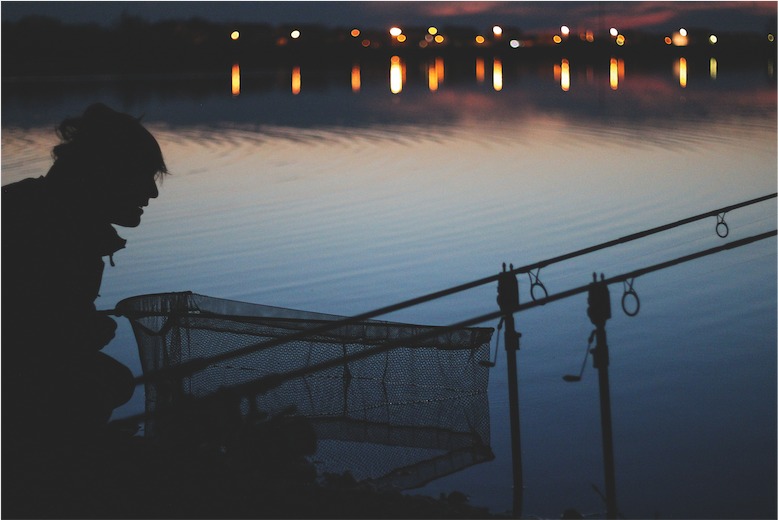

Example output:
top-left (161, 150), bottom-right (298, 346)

top-left (2, 54), bottom-right (776, 518)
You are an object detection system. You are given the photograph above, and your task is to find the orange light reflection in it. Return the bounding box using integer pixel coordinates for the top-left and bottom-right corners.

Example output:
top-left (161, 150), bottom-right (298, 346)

top-left (231, 63), bottom-right (240, 96)
top-left (493, 58), bottom-right (503, 91)
top-left (676, 57), bottom-right (687, 88)
top-left (561, 59), bottom-right (570, 91)
top-left (610, 58), bottom-right (618, 90)
top-left (390, 56), bottom-right (403, 94)
top-left (428, 62), bottom-right (439, 91)
top-left (476, 57), bottom-right (485, 84)
top-left (351, 64), bottom-right (361, 92)
top-left (292, 66), bottom-right (301, 94)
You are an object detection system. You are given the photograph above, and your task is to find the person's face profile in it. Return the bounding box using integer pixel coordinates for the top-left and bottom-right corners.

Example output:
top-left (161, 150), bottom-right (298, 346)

top-left (97, 165), bottom-right (160, 228)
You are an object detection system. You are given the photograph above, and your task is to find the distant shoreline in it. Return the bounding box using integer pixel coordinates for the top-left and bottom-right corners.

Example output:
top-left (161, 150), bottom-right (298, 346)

top-left (3, 16), bottom-right (774, 78)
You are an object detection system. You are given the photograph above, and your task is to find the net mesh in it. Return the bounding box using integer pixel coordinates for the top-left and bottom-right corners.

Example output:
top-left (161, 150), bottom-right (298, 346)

top-left (116, 291), bottom-right (495, 489)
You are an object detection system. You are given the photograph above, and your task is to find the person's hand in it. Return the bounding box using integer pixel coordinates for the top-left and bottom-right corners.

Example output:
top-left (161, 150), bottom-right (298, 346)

top-left (90, 314), bottom-right (117, 350)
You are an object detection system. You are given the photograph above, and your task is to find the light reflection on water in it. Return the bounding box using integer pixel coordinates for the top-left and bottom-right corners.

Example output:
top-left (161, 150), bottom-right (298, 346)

top-left (224, 54), bottom-right (766, 96)
top-left (1, 58), bottom-right (776, 519)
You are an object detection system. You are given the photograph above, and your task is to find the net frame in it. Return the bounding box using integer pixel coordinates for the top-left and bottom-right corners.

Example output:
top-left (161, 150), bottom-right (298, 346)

top-left (117, 291), bottom-right (495, 489)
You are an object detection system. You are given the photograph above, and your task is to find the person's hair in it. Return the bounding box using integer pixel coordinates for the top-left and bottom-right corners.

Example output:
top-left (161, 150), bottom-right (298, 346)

top-left (50, 103), bottom-right (168, 181)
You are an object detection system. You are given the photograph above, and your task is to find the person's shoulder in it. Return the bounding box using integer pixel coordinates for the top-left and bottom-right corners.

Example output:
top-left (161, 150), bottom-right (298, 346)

top-left (1, 176), bottom-right (46, 198)
top-left (2, 176), bottom-right (49, 219)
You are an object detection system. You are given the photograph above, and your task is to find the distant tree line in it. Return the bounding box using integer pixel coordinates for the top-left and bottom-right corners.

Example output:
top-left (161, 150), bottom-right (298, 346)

top-left (2, 14), bottom-right (774, 77)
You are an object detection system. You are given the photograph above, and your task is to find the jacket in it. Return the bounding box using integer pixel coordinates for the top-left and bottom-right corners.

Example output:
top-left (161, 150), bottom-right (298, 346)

top-left (1, 176), bottom-right (126, 365)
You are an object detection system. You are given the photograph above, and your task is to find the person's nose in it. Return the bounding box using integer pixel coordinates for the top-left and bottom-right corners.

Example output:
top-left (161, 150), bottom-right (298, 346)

top-left (148, 179), bottom-right (159, 199)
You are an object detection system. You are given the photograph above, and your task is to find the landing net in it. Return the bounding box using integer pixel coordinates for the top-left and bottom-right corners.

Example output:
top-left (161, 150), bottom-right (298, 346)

top-left (116, 292), bottom-right (495, 490)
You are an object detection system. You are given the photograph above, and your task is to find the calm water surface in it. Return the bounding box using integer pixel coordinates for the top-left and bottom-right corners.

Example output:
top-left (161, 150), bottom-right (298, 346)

top-left (2, 56), bottom-right (776, 518)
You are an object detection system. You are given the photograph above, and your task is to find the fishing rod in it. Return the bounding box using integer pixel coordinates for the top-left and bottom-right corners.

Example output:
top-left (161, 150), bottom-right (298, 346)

top-left (130, 228), bottom-right (776, 388)
top-left (108, 193), bottom-right (774, 330)
top-left (105, 192), bottom-right (775, 324)
top-left (225, 229), bottom-right (778, 396)
top-left (515, 192), bottom-right (777, 300)
top-left (103, 193), bottom-right (778, 326)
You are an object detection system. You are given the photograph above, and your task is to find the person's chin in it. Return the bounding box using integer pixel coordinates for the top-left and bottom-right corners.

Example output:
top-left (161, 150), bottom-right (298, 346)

top-left (112, 208), bottom-right (143, 227)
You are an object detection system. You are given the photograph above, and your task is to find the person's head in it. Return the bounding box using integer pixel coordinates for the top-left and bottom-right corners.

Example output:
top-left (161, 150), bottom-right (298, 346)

top-left (48, 103), bottom-right (168, 227)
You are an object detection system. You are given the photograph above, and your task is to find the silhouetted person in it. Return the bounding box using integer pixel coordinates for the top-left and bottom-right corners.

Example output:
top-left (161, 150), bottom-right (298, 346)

top-left (2, 103), bottom-right (167, 455)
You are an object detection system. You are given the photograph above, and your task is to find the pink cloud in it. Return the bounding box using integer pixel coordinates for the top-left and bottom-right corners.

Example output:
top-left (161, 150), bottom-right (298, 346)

top-left (423, 1), bottom-right (508, 17)
top-left (365, 1), bottom-right (775, 33)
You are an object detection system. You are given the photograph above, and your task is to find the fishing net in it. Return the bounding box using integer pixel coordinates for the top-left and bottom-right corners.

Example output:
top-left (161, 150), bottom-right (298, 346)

top-left (116, 292), bottom-right (495, 490)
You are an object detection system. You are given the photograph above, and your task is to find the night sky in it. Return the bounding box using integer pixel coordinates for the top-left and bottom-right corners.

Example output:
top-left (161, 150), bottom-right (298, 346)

top-left (1, 1), bottom-right (775, 34)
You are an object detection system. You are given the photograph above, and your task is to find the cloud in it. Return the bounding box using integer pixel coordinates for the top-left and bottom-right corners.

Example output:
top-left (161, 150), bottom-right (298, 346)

top-left (362, 1), bottom-right (775, 33)
top-left (423, 1), bottom-right (512, 18)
